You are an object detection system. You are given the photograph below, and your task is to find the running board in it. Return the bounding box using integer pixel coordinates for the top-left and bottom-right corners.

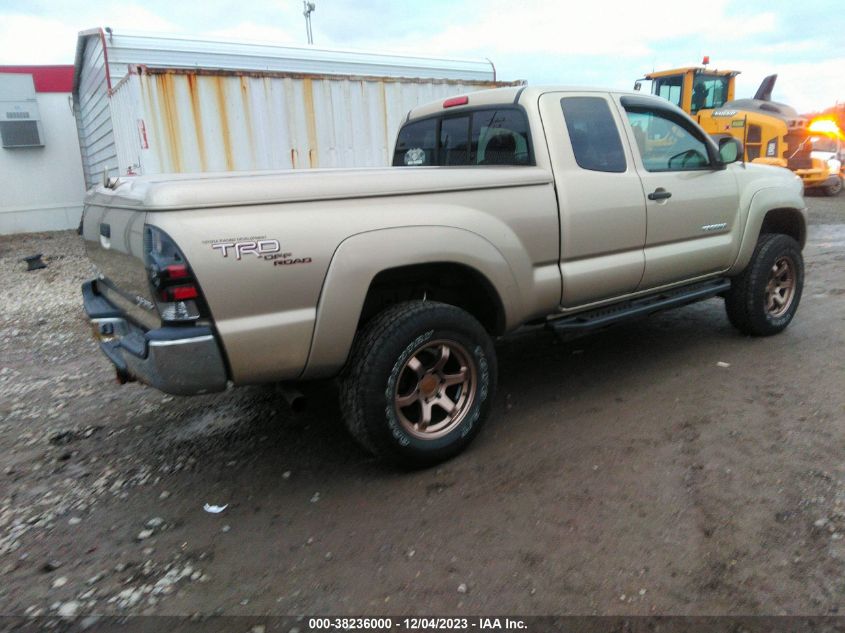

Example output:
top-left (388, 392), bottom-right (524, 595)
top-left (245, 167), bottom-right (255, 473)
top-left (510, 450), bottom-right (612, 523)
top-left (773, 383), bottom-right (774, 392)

top-left (548, 279), bottom-right (731, 332)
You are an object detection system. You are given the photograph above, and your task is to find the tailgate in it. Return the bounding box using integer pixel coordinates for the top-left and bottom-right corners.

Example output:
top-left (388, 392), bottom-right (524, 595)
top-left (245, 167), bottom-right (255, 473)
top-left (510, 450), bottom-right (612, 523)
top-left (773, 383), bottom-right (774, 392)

top-left (81, 202), bottom-right (160, 330)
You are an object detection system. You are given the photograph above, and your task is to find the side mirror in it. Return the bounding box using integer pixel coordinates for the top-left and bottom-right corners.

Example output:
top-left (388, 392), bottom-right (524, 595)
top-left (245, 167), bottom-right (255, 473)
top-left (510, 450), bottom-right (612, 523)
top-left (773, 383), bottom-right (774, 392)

top-left (634, 81), bottom-right (642, 92)
top-left (718, 137), bottom-right (743, 164)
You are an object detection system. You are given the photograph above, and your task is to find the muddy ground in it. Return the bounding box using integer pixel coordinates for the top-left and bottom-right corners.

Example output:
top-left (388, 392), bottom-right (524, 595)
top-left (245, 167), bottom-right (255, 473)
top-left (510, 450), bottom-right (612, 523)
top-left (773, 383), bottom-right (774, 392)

top-left (1, 194), bottom-right (844, 618)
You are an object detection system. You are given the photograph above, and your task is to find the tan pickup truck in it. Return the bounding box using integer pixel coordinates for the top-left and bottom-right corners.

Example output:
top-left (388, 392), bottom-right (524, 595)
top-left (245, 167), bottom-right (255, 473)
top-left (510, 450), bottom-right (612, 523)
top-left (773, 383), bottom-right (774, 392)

top-left (81, 86), bottom-right (806, 466)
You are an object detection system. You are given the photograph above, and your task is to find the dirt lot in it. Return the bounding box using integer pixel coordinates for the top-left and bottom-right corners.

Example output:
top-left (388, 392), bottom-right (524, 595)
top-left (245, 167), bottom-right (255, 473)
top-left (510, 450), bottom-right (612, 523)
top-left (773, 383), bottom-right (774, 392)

top-left (1, 194), bottom-right (844, 618)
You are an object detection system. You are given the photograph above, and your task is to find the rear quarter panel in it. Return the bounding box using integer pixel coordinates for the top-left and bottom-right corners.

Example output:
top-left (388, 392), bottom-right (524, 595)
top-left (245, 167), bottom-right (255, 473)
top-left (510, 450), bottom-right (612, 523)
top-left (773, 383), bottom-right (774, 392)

top-left (147, 175), bottom-right (560, 384)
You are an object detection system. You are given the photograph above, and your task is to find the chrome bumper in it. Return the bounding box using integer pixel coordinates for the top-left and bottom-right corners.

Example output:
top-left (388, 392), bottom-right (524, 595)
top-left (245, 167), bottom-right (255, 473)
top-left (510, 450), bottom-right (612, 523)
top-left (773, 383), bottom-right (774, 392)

top-left (82, 280), bottom-right (228, 395)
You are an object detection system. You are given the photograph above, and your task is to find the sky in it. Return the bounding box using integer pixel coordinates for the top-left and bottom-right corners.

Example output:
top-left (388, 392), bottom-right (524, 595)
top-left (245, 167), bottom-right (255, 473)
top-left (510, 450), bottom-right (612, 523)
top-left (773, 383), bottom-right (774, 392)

top-left (0, 0), bottom-right (843, 113)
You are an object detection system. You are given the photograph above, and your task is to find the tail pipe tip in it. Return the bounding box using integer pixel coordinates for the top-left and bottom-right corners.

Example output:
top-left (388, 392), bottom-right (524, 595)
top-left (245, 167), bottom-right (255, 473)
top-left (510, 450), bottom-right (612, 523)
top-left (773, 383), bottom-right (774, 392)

top-left (115, 368), bottom-right (135, 385)
top-left (278, 383), bottom-right (307, 413)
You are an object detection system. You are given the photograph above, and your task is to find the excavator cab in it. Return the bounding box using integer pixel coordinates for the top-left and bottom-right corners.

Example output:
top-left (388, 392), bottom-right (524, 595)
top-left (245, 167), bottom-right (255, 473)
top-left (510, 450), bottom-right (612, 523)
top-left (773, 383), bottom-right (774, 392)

top-left (634, 64), bottom-right (739, 115)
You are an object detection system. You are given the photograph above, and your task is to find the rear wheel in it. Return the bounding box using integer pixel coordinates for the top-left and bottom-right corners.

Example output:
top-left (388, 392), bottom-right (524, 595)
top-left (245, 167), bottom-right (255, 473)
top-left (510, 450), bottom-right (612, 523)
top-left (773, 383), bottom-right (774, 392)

top-left (725, 233), bottom-right (803, 336)
top-left (339, 301), bottom-right (497, 467)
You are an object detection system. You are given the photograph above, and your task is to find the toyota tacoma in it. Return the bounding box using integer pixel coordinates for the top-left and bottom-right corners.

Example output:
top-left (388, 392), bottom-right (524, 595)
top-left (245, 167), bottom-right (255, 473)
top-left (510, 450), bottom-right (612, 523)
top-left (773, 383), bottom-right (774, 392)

top-left (80, 86), bottom-right (807, 466)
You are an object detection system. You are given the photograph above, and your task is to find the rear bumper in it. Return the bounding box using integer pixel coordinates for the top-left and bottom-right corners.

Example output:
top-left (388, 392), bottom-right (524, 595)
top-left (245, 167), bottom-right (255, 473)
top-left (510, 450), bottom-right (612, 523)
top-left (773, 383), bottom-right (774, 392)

top-left (82, 280), bottom-right (228, 396)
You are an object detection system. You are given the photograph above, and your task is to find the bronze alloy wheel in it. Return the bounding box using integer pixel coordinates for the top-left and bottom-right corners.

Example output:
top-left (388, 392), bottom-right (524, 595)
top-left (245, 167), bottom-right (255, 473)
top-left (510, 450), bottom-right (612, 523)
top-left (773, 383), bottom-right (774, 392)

top-left (394, 339), bottom-right (477, 440)
top-left (766, 255), bottom-right (796, 317)
top-left (340, 301), bottom-right (497, 465)
top-left (725, 233), bottom-right (804, 337)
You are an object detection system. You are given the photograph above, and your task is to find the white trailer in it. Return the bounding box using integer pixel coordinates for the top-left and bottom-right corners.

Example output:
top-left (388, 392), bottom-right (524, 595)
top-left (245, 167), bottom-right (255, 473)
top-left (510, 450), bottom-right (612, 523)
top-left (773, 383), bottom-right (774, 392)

top-left (73, 29), bottom-right (517, 187)
top-left (0, 66), bottom-right (87, 234)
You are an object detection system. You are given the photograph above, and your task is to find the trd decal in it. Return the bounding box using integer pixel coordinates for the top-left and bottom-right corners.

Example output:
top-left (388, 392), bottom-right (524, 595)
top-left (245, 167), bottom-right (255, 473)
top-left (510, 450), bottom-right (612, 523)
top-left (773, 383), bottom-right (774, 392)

top-left (206, 238), bottom-right (312, 266)
top-left (211, 239), bottom-right (281, 260)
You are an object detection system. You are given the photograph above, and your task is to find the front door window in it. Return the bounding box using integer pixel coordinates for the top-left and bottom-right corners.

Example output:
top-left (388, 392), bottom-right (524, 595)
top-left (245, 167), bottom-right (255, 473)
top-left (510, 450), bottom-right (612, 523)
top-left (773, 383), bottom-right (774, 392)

top-left (625, 109), bottom-right (711, 171)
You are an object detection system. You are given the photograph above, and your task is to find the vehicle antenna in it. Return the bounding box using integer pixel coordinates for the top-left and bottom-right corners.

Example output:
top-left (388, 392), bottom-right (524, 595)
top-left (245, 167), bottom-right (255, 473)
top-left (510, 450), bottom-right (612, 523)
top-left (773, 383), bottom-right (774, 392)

top-left (303, 1), bottom-right (316, 45)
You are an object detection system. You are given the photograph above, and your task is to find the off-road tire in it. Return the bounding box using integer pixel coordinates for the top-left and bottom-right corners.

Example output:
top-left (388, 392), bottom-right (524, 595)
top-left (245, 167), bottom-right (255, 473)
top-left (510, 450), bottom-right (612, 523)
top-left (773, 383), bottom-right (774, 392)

top-left (339, 301), bottom-right (497, 467)
top-left (725, 233), bottom-right (803, 336)
top-left (823, 177), bottom-right (842, 197)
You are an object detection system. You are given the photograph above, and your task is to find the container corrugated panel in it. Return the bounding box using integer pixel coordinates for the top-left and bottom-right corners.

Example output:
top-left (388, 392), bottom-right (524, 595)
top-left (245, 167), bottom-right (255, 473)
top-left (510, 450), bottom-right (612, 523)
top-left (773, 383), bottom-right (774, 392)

top-left (103, 32), bottom-right (496, 82)
top-left (111, 69), bottom-right (509, 175)
top-left (74, 35), bottom-right (117, 187)
top-left (109, 74), bottom-right (144, 174)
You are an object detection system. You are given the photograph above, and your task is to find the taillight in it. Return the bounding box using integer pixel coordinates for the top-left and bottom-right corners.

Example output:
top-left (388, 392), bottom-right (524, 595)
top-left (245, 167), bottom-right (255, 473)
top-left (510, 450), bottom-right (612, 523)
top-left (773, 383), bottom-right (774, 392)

top-left (165, 264), bottom-right (189, 279)
top-left (161, 285), bottom-right (199, 301)
top-left (144, 225), bottom-right (207, 324)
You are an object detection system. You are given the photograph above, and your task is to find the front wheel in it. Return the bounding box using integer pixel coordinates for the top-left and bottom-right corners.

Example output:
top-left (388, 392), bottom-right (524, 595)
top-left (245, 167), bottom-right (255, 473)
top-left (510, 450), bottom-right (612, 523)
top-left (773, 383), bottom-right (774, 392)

top-left (725, 233), bottom-right (804, 336)
top-left (823, 176), bottom-right (843, 197)
top-left (339, 301), bottom-right (497, 467)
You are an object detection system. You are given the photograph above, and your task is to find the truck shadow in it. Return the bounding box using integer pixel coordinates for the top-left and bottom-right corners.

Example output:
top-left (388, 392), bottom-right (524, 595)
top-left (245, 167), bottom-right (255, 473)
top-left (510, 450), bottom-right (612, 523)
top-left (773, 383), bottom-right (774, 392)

top-left (144, 297), bottom-right (740, 482)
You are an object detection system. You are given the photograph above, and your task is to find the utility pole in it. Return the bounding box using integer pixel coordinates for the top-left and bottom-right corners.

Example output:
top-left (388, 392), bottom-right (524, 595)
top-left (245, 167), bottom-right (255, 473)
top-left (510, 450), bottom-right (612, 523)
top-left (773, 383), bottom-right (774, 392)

top-left (303, 1), bottom-right (316, 45)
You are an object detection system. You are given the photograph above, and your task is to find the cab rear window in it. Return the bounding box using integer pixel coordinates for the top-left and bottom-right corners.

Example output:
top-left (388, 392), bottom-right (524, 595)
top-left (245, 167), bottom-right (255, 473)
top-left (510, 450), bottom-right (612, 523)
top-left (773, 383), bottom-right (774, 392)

top-left (393, 108), bottom-right (532, 167)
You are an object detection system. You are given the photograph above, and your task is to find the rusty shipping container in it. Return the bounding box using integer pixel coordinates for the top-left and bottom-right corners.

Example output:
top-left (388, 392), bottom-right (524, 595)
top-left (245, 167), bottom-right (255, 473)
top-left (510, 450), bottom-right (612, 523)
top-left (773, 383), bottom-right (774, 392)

top-left (73, 29), bottom-right (519, 187)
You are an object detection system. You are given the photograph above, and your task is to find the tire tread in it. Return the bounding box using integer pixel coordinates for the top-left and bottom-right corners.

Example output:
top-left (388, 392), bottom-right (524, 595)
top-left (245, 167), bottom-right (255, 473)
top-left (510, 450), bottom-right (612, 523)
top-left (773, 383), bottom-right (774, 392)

top-left (339, 302), bottom-right (430, 455)
top-left (339, 301), bottom-right (493, 462)
top-left (725, 233), bottom-right (803, 336)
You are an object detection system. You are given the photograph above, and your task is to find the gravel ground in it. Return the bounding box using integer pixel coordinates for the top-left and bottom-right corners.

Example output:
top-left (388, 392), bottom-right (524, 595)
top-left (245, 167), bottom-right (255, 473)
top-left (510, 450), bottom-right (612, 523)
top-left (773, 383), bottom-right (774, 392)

top-left (0, 194), bottom-right (844, 618)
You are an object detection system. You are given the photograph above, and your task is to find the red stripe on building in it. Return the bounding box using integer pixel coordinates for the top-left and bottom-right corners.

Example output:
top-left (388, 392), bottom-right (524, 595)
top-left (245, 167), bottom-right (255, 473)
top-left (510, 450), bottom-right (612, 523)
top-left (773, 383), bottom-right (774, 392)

top-left (0, 65), bottom-right (74, 93)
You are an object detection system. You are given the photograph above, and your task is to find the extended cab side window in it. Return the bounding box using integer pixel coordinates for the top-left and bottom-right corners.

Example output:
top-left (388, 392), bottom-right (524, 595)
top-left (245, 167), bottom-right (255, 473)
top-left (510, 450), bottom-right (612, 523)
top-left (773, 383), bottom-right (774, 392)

top-left (393, 108), bottom-right (532, 167)
top-left (560, 97), bottom-right (626, 173)
top-left (625, 108), bottom-right (711, 172)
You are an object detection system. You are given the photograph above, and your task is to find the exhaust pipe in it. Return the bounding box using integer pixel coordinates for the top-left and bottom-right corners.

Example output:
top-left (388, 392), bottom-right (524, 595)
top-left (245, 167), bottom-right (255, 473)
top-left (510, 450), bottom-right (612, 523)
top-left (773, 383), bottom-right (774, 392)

top-left (115, 368), bottom-right (135, 385)
top-left (278, 383), bottom-right (307, 413)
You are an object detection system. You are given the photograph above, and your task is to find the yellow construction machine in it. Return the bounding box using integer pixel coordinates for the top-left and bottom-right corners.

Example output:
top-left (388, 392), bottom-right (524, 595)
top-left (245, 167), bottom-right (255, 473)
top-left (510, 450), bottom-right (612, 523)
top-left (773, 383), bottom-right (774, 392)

top-left (635, 61), bottom-right (843, 196)
top-left (634, 61), bottom-right (739, 115)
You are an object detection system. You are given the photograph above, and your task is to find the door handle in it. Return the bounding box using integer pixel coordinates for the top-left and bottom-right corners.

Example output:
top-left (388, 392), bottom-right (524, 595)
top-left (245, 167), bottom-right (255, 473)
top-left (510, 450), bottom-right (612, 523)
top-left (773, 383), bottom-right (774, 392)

top-left (648, 189), bottom-right (672, 201)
